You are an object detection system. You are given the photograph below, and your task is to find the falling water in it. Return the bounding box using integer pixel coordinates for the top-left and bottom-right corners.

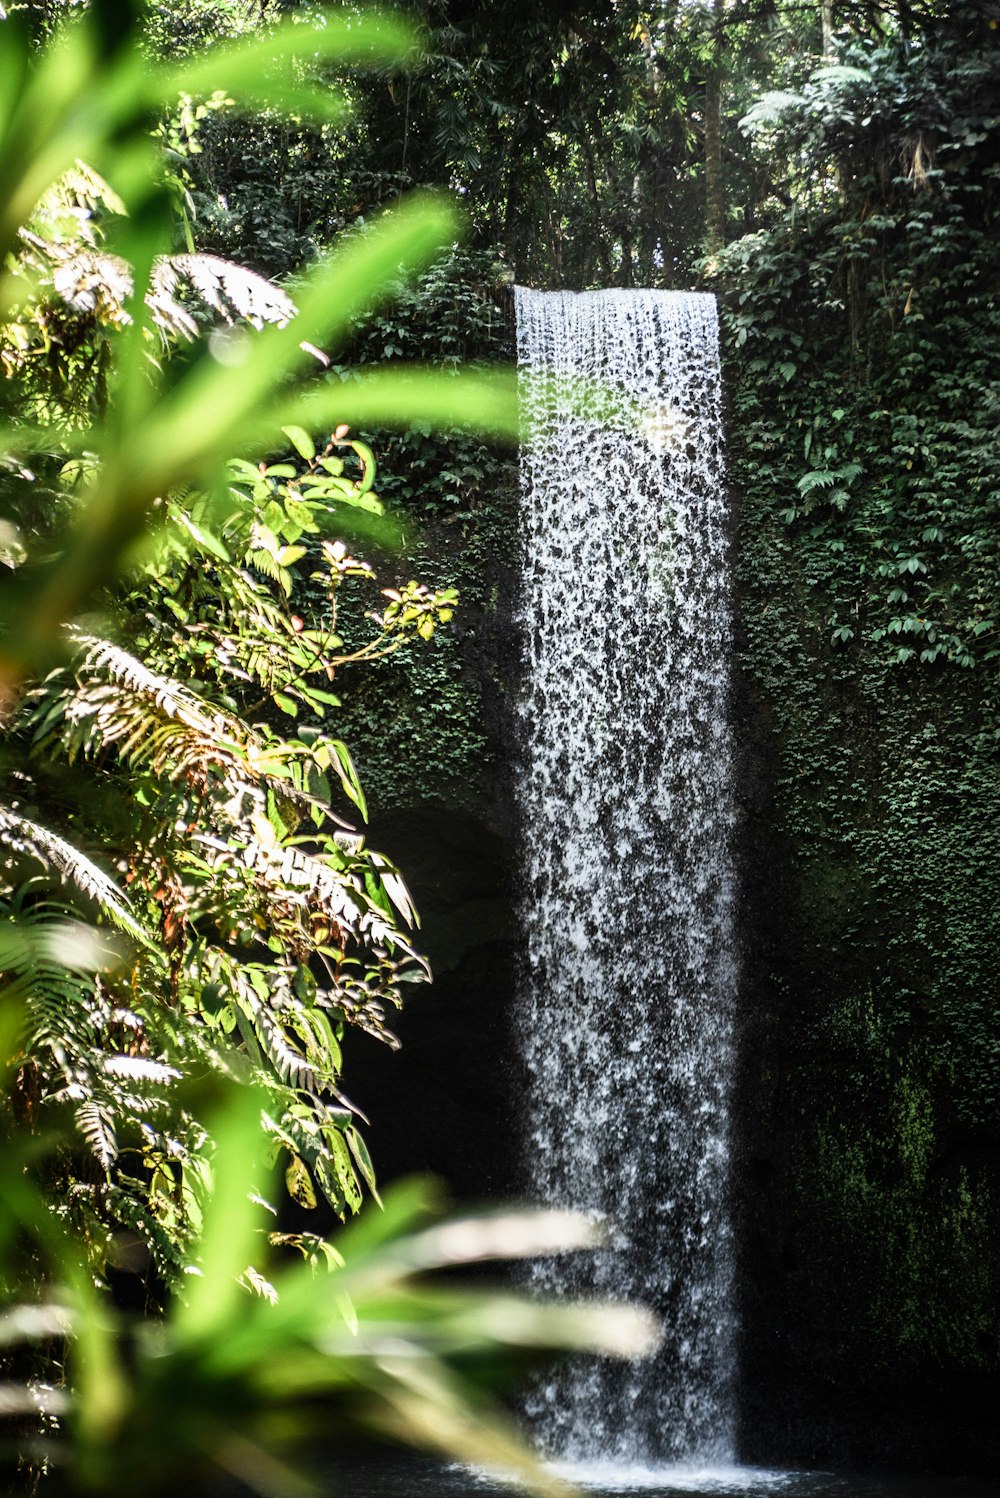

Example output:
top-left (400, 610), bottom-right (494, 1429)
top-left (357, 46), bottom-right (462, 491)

top-left (514, 287), bottom-right (738, 1468)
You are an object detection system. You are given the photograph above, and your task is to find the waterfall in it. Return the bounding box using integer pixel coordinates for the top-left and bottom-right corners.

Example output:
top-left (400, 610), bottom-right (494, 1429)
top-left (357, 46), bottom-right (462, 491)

top-left (513, 287), bottom-right (738, 1467)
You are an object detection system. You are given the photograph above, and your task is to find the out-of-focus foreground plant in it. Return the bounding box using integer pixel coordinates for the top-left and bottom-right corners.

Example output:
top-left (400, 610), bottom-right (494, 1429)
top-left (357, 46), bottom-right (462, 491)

top-left (0, 1074), bottom-right (659, 1495)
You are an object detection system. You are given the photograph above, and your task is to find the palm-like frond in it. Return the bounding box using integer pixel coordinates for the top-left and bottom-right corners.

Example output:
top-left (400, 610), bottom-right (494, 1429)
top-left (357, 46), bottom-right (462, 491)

top-left (18, 233), bottom-right (295, 341)
top-left (151, 254), bottom-right (296, 335)
top-left (0, 901), bottom-right (193, 1257)
top-left (0, 804), bottom-right (144, 939)
top-left (31, 634), bottom-right (423, 954)
top-left (75, 1099), bottom-right (118, 1173)
top-left (48, 632), bottom-right (247, 790)
top-left (17, 627), bottom-right (427, 1227)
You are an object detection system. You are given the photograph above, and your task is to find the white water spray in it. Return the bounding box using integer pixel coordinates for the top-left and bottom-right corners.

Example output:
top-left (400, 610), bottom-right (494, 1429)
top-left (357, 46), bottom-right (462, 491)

top-left (514, 287), bottom-right (738, 1465)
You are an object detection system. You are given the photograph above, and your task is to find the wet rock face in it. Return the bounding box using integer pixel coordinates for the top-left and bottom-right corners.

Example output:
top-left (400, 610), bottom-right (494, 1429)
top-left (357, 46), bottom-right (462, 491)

top-left (344, 640), bottom-right (1000, 1475)
top-left (346, 802), bottom-right (520, 1202)
top-left (729, 575), bottom-right (1000, 1478)
top-left (342, 540), bottom-right (1000, 1479)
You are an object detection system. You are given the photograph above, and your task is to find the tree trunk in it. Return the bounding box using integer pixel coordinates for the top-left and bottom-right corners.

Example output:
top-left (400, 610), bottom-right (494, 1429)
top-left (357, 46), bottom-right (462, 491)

top-left (704, 0), bottom-right (725, 252)
top-left (821, 2), bottom-right (835, 58)
top-left (581, 136), bottom-right (613, 284)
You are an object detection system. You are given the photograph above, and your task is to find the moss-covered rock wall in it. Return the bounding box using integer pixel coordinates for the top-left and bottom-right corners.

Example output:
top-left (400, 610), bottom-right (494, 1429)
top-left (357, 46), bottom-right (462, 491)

top-left (718, 169), bottom-right (1000, 1468)
top-left (329, 256), bottom-right (523, 1199)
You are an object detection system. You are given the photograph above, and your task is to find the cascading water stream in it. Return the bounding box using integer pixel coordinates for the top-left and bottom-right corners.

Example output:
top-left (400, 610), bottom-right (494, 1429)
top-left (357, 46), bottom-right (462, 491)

top-left (514, 287), bottom-right (738, 1468)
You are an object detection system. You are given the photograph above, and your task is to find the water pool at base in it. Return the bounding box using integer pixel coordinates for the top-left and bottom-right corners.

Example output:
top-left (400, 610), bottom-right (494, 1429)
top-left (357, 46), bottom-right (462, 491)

top-left (319, 1455), bottom-right (995, 1498)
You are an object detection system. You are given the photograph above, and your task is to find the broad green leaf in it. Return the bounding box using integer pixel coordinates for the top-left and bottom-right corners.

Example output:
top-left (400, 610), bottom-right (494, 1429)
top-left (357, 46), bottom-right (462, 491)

top-left (327, 1176), bottom-right (440, 1266)
top-left (286, 1155), bottom-right (318, 1211)
top-left (329, 738), bottom-right (368, 822)
top-left (127, 193), bottom-right (460, 484)
top-left (272, 365), bottom-right (521, 445)
top-left (69, 1266), bottom-right (127, 1461)
top-left (158, 11), bottom-right (418, 111)
top-left (173, 1085), bottom-right (267, 1345)
top-left (346, 438), bottom-right (377, 494)
top-left (346, 1126), bottom-right (381, 1207)
top-left (281, 425), bottom-right (316, 462)
top-left (317, 1131), bottom-right (363, 1215)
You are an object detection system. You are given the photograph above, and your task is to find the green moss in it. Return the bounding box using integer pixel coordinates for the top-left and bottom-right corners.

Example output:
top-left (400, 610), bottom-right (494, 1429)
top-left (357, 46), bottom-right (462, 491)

top-left (801, 1020), bottom-right (998, 1371)
top-left (336, 632), bottom-right (489, 819)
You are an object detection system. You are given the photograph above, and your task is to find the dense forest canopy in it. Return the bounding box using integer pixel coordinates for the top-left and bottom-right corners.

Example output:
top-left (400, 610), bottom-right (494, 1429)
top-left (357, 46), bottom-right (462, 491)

top-left (155, 2), bottom-right (999, 283)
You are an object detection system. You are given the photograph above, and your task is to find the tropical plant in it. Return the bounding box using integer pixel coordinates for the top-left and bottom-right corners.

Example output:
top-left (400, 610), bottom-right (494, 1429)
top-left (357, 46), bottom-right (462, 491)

top-left (0, 3), bottom-right (657, 1490)
top-left (0, 0), bottom-right (519, 1289)
top-left (698, 13), bottom-right (1000, 1436)
top-left (4, 514), bottom-right (449, 1277)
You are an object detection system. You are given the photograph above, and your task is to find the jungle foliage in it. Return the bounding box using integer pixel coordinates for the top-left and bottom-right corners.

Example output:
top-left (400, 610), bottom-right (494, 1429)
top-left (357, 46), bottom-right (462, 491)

top-left (700, 8), bottom-right (1000, 1447)
top-left (168, 0), bottom-right (1000, 1308)
top-left (172, 0), bottom-right (1000, 1454)
top-left (2, 0), bottom-right (999, 1481)
top-left (0, 5), bottom-right (660, 1491)
top-left (0, 0), bottom-right (483, 1278)
top-left (171, 2), bottom-right (997, 287)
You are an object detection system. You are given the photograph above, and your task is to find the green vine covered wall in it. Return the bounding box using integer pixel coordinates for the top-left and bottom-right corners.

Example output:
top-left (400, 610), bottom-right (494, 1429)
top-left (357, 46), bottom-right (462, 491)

top-left (328, 250), bottom-right (518, 823)
top-left (338, 51), bottom-right (1000, 1458)
top-left (223, 32), bottom-right (1000, 1463)
top-left (710, 36), bottom-right (1000, 1463)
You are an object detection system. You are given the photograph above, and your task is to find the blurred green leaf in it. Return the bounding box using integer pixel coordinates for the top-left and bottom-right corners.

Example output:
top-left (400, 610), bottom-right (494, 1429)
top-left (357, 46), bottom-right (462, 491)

top-left (174, 1084), bottom-right (268, 1345)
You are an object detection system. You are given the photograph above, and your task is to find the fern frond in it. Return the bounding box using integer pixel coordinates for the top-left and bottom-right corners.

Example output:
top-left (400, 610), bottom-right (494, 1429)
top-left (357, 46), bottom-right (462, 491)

top-left (240, 1266), bottom-right (278, 1303)
top-left (151, 254), bottom-right (296, 333)
top-left (70, 633), bottom-right (235, 736)
top-left (215, 833), bottom-right (425, 967)
top-left (0, 805), bottom-right (144, 940)
top-left (37, 242), bottom-right (133, 325)
top-left (102, 1055), bottom-right (181, 1085)
top-left (0, 928), bottom-right (99, 1087)
top-left (46, 637), bottom-right (323, 825)
top-left (20, 230), bottom-right (295, 341)
top-left (29, 634), bottom-right (248, 798)
top-left (103, 1184), bottom-right (190, 1279)
top-left (75, 1100), bottom-right (118, 1172)
top-left (227, 962), bottom-right (322, 1095)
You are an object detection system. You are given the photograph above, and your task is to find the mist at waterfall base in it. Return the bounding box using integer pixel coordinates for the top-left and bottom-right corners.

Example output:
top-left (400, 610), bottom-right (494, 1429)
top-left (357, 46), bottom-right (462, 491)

top-left (318, 1453), bottom-right (997, 1498)
top-left (512, 286), bottom-right (737, 1471)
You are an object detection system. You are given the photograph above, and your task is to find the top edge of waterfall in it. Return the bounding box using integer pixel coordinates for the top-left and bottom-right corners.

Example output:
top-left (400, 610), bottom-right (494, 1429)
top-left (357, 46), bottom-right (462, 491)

top-left (513, 285), bottom-right (716, 302)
